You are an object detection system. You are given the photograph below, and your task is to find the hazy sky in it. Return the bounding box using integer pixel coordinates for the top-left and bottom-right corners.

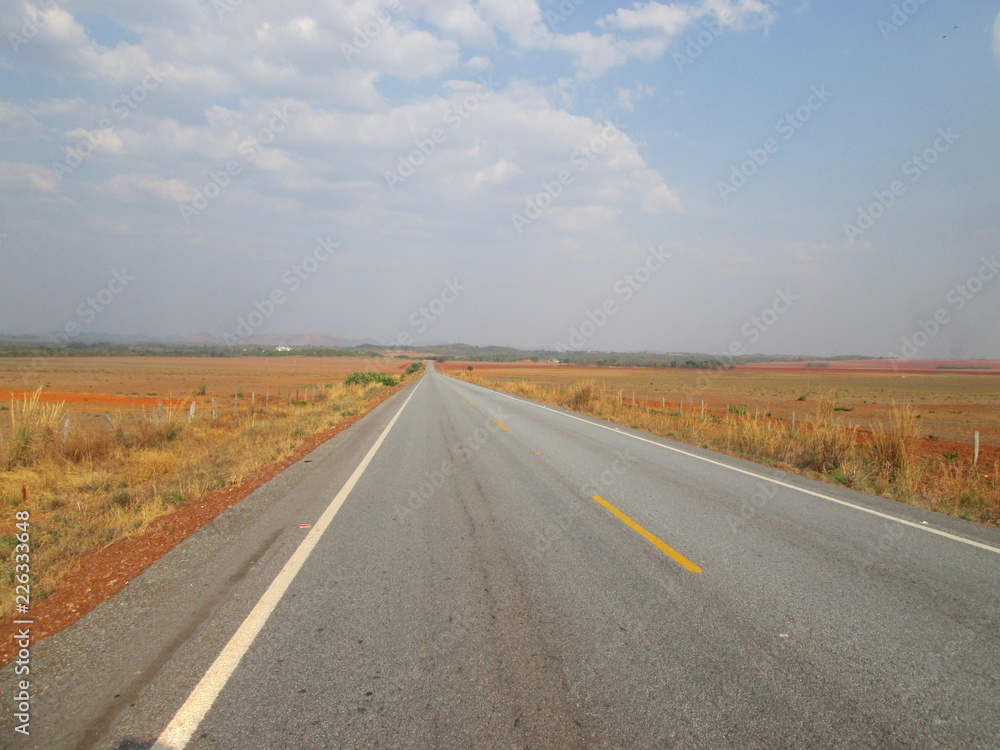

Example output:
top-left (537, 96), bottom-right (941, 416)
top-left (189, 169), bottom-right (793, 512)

top-left (1, 0), bottom-right (998, 357)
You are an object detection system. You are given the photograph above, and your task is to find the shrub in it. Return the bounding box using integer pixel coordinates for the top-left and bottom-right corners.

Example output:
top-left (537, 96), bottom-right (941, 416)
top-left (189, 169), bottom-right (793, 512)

top-left (564, 381), bottom-right (596, 410)
top-left (344, 371), bottom-right (398, 387)
top-left (867, 404), bottom-right (918, 491)
top-left (794, 392), bottom-right (856, 473)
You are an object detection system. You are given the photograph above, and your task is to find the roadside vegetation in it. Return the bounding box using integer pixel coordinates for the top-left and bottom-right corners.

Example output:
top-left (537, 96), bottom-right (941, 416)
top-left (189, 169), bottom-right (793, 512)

top-left (0, 373), bottom-right (413, 620)
top-left (450, 373), bottom-right (999, 526)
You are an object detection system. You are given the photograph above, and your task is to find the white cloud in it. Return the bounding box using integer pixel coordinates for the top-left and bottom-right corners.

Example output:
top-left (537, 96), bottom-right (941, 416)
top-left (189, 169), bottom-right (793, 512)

top-left (417, 0), bottom-right (495, 45)
top-left (636, 169), bottom-right (682, 213)
top-left (614, 82), bottom-right (657, 112)
top-left (601, 2), bottom-right (697, 36)
top-left (103, 173), bottom-right (190, 202)
top-left (0, 162), bottom-right (60, 193)
top-left (477, 0), bottom-right (550, 48)
top-left (0, 102), bottom-right (46, 141)
top-left (65, 127), bottom-right (125, 154)
top-left (465, 55), bottom-right (493, 72)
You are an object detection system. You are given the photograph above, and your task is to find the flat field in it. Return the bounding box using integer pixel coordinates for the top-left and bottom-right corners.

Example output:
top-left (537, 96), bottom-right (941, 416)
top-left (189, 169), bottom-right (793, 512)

top-left (441, 360), bottom-right (1000, 467)
top-left (0, 355), bottom-right (406, 438)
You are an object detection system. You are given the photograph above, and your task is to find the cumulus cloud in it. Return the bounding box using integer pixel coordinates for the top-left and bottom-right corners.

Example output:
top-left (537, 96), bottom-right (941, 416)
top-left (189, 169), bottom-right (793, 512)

top-left (0, 162), bottom-right (60, 193)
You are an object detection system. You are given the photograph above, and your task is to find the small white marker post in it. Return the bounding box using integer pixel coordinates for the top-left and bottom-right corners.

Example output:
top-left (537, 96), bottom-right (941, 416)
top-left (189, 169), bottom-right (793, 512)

top-left (973, 431), bottom-right (980, 467)
top-left (189, 401), bottom-right (196, 423)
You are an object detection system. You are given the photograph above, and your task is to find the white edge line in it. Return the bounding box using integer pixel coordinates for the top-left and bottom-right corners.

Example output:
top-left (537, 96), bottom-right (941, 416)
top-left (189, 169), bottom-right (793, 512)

top-left (449, 376), bottom-right (1000, 556)
top-left (152, 380), bottom-right (422, 749)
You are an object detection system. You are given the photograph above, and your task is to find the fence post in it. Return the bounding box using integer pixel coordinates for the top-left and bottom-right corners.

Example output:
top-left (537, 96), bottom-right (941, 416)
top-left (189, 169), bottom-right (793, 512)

top-left (234, 394), bottom-right (238, 419)
top-left (265, 390), bottom-right (269, 409)
top-left (156, 401), bottom-right (163, 425)
top-left (973, 431), bottom-right (980, 467)
top-left (251, 392), bottom-right (256, 412)
top-left (189, 401), bottom-right (196, 423)
top-left (212, 396), bottom-right (217, 421)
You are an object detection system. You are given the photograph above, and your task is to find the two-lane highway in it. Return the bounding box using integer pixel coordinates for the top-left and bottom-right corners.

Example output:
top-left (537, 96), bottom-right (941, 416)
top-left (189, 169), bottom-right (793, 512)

top-left (3, 363), bottom-right (998, 748)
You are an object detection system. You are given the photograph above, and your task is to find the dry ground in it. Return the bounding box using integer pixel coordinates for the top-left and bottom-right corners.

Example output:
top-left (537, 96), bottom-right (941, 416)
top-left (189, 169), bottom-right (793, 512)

top-left (444, 361), bottom-right (1000, 466)
top-left (443, 360), bottom-right (999, 526)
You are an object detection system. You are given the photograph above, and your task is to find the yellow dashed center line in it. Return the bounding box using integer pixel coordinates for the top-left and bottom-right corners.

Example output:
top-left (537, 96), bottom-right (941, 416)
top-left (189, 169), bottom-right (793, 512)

top-left (493, 421), bottom-right (509, 431)
top-left (592, 495), bottom-right (702, 572)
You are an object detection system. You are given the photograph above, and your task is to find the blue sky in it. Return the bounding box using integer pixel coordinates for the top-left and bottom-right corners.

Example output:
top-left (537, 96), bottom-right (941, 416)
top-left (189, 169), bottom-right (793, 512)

top-left (1, 0), bottom-right (998, 357)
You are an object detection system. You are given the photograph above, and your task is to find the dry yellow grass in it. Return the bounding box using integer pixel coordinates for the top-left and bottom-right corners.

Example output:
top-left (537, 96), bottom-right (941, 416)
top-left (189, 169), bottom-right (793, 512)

top-left (450, 373), bottom-right (999, 526)
top-left (0, 376), bottom-right (411, 619)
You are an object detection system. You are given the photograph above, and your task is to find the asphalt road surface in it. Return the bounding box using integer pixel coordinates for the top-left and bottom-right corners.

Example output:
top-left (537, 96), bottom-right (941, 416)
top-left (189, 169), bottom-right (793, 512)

top-left (2, 363), bottom-right (999, 749)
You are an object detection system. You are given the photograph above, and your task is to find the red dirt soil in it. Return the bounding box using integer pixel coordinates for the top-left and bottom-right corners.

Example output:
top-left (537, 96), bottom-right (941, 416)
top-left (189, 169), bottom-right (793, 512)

top-left (736, 359), bottom-right (1000, 375)
top-left (3, 389), bottom-right (189, 407)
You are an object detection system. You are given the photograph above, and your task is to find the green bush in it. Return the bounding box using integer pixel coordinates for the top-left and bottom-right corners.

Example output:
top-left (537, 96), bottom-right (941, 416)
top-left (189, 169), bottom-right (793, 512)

top-left (344, 372), bottom-right (398, 387)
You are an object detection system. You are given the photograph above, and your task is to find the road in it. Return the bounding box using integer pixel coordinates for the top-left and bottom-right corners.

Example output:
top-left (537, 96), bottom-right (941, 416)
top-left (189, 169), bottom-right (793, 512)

top-left (2, 363), bottom-right (999, 749)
